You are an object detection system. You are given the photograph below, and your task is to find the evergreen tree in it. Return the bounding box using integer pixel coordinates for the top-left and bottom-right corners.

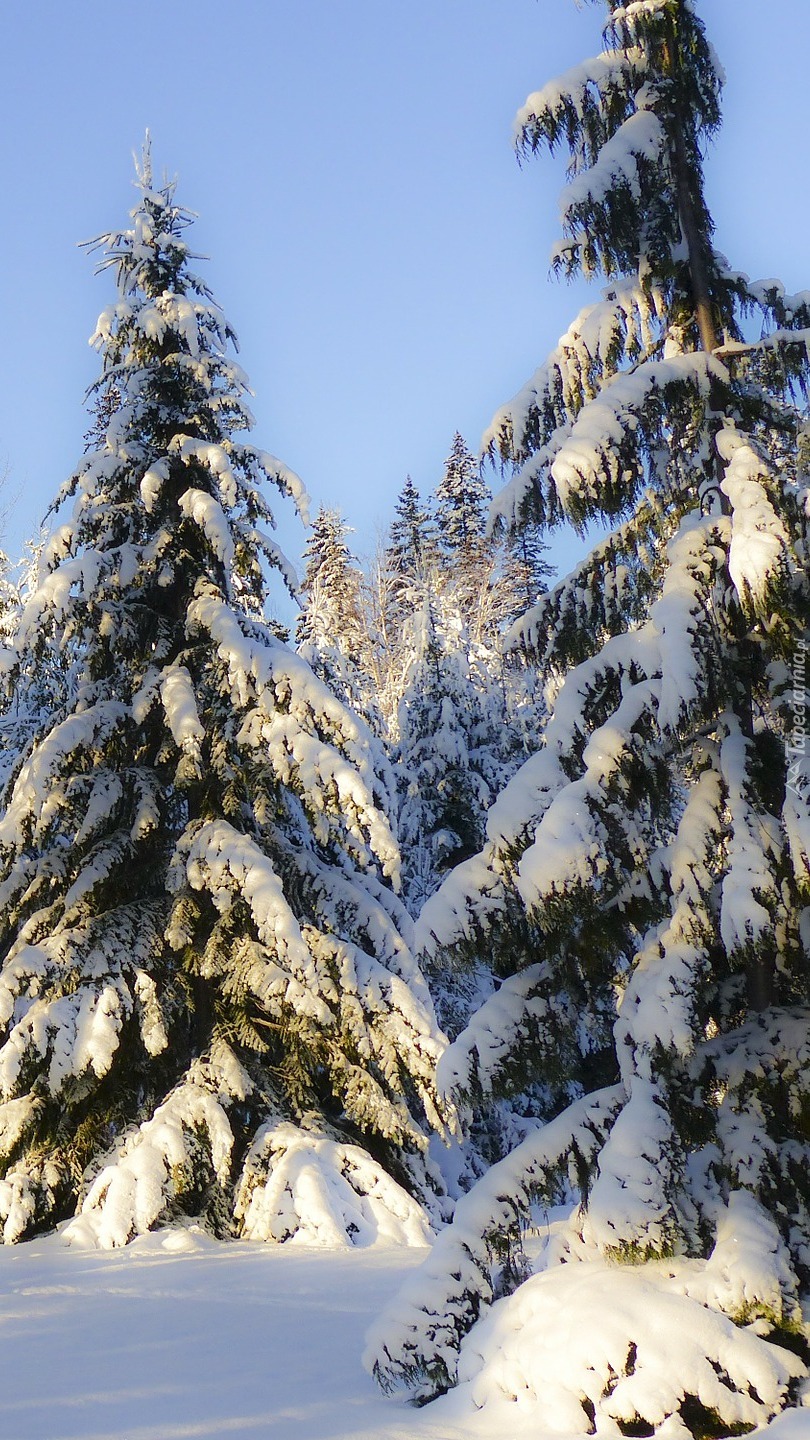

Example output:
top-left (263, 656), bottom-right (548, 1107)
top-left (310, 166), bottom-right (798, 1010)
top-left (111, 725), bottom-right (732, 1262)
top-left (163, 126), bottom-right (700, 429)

top-left (369, 4), bottom-right (810, 1431)
top-left (361, 542), bottom-right (412, 739)
top-left (295, 507), bottom-right (376, 720)
top-left (434, 430), bottom-right (548, 640)
top-left (296, 508), bottom-right (364, 655)
top-left (394, 594), bottom-right (542, 1188)
top-left (396, 597), bottom-right (504, 913)
top-left (0, 151), bottom-right (451, 1248)
top-left (434, 433), bottom-right (491, 587)
top-left (372, 456), bottom-right (544, 746)
top-left (374, 457), bottom-right (546, 922)
top-left (502, 519), bottom-right (553, 621)
top-left (386, 477), bottom-right (439, 589)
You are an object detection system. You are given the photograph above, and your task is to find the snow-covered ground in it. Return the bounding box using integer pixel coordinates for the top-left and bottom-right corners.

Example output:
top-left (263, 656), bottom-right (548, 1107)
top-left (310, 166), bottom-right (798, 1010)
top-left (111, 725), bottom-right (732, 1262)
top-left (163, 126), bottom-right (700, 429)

top-left (0, 1231), bottom-right (454, 1440)
top-left (0, 1230), bottom-right (807, 1440)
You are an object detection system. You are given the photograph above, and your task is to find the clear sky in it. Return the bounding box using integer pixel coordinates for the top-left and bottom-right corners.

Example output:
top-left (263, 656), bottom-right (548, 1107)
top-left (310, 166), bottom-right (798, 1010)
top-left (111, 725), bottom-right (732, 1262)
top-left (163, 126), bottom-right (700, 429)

top-left (1, 0), bottom-right (808, 616)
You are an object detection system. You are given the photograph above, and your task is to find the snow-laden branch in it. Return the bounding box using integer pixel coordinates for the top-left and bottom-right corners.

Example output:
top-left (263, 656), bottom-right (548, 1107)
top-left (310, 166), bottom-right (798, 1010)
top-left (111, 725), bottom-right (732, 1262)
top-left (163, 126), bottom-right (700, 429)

top-left (364, 1085), bottom-right (624, 1395)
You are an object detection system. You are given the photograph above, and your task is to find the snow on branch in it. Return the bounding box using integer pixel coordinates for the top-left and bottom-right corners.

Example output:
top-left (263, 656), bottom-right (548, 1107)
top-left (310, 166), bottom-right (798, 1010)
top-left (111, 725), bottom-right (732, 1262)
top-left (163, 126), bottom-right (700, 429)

top-left (417, 626), bottom-right (661, 960)
top-left (171, 819), bottom-right (333, 1028)
top-left (450, 1244), bottom-right (803, 1436)
top-left (178, 488), bottom-right (235, 573)
top-left (515, 48), bottom-right (645, 156)
top-left (616, 765), bottom-right (723, 1066)
top-left (238, 446), bottom-right (310, 525)
top-left (718, 717), bottom-right (782, 962)
top-left (65, 1066), bottom-right (238, 1249)
top-left (364, 1085), bottom-right (623, 1396)
top-left (718, 426), bottom-right (792, 615)
top-left (516, 676), bottom-right (658, 911)
top-left (609, 0), bottom-right (677, 30)
top-left (159, 665), bottom-right (205, 757)
top-left (187, 588), bottom-right (399, 877)
top-left (1, 982), bottom-right (128, 1098)
top-left (0, 701), bottom-right (128, 849)
top-left (436, 962), bottom-right (574, 1100)
top-left (416, 850), bottom-right (509, 960)
top-left (701, 1009), bottom-right (810, 1205)
top-left (505, 490), bottom-right (668, 668)
top-left (650, 513), bottom-right (730, 735)
top-left (579, 1076), bottom-right (680, 1256)
top-left (559, 110), bottom-right (665, 220)
top-left (234, 1123), bottom-right (433, 1248)
top-left (485, 282), bottom-right (667, 470)
top-left (15, 548), bottom-right (108, 644)
top-left (550, 353), bottom-right (728, 516)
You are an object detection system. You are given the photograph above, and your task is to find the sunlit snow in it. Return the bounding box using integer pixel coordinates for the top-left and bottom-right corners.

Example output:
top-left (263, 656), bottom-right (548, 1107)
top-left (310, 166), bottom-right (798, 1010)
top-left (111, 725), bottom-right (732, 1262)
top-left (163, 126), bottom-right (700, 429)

top-left (2, 1229), bottom-right (797, 1440)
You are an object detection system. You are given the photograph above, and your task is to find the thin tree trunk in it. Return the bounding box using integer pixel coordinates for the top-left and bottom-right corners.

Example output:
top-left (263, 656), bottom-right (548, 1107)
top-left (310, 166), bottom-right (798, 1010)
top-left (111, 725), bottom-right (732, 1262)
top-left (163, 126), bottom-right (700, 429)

top-left (671, 128), bottom-right (719, 355)
top-left (665, 8), bottom-right (772, 1008)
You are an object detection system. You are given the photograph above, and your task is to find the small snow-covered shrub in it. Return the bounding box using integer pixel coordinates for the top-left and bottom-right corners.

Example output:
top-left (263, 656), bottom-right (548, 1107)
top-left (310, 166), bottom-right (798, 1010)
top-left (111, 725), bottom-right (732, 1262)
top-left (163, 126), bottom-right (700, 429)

top-left (234, 1122), bottom-right (433, 1248)
top-left (65, 1066), bottom-right (236, 1249)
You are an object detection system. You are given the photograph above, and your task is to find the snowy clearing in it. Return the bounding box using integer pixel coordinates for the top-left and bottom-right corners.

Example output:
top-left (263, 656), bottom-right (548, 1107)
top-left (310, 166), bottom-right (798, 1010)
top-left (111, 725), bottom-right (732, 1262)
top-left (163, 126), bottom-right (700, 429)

top-left (0, 1232), bottom-right (459, 1440)
top-left (0, 1230), bottom-right (806, 1440)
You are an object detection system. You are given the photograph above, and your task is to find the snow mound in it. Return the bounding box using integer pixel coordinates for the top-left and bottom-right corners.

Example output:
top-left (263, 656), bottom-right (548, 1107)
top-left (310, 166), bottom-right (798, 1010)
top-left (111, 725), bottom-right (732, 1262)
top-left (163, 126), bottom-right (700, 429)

top-left (451, 1261), bottom-right (805, 1437)
top-left (234, 1122), bottom-right (433, 1249)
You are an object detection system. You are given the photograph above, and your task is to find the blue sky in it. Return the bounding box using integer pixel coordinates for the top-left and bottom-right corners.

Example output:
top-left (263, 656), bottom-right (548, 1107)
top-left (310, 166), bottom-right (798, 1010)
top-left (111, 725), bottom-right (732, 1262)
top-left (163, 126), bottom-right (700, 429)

top-left (1, 1), bottom-right (808, 615)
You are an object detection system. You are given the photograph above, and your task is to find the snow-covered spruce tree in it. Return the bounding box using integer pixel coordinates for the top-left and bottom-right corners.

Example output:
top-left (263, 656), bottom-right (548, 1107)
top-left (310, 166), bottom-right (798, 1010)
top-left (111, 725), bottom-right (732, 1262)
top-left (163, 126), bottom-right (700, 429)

top-left (388, 458), bottom-right (539, 918)
top-left (502, 519), bottom-right (553, 623)
top-left (370, 460), bottom-right (542, 748)
top-left (434, 433), bottom-right (492, 602)
top-left (435, 434), bottom-right (489, 555)
top-left (377, 446), bottom-right (543, 921)
top-left (388, 488), bottom-right (548, 1181)
top-left (294, 506), bottom-right (377, 720)
top-left (386, 476), bottom-right (439, 593)
top-left (396, 597), bottom-right (505, 915)
top-left (367, 2), bottom-right (810, 1432)
top-left (349, 479), bottom-right (437, 737)
top-left (0, 152), bottom-right (452, 1249)
top-left (434, 432), bottom-right (550, 655)
top-left (394, 588), bottom-right (549, 1186)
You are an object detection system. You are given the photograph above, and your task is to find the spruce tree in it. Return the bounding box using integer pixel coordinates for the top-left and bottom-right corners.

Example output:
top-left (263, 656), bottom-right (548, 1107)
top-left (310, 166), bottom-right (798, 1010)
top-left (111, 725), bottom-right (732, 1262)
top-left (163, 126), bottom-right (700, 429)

top-left (377, 458), bottom-right (545, 923)
top-left (396, 597), bottom-right (503, 912)
top-left (386, 477), bottom-right (439, 589)
top-left (296, 508), bottom-right (364, 653)
top-left (0, 150), bottom-right (451, 1248)
top-left (394, 592), bottom-right (541, 1187)
top-left (434, 433), bottom-right (491, 590)
top-left (368, 4), bottom-right (810, 1431)
top-left (295, 507), bottom-right (376, 720)
top-left (502, 520), bottom-right (553, 621)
